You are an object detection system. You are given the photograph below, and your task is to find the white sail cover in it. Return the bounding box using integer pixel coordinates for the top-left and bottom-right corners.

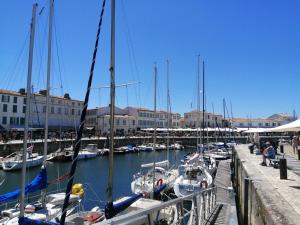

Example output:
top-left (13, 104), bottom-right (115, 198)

top-left (243, 128), bottom-right (270, 133)
top-left (268, 119), bottom-right (300, 132)
top-left (141, 160), bottom-right (169, 168)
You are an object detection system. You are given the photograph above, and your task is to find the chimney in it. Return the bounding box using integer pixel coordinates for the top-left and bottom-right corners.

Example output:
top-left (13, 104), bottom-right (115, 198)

top-left (64, 93), bottom-right (71, 100)
top-left (39, 90), bottom-right (47, 96)
top-left (18, 88), bottom-right (26, 94)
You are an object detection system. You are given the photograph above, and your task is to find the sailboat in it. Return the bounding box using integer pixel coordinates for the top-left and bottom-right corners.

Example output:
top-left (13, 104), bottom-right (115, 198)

top-left (131, 62), bottom-right (178, 197)
top-left (2, 146), bottom-right (43, 171)
top-left (0, 3), bottom-right (83, 225)
top-left (173, 56), bottom-right (213, 197)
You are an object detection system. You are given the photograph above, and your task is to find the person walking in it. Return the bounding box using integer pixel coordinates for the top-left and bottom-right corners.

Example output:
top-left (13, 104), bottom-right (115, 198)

top-left (292, 135), bottom-right (298, 154)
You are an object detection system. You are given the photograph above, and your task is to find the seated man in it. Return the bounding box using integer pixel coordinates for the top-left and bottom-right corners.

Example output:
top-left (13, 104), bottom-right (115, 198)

top-left (260, 142), bottom-right (275, 166)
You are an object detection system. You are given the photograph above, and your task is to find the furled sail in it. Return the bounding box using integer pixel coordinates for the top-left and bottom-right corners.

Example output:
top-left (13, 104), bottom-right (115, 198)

top-left (19, 217), bottom-right (59, 225)
top-left (104, 193), bottom-right (143, 219)
top-left (0, 168), bottom-right (47, 203)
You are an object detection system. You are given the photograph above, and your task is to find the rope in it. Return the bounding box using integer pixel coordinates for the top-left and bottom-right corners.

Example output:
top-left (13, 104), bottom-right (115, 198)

top-left (47, 173), bottom-right (69, 186)
top-left (59, 0), bottom-right (106, 224)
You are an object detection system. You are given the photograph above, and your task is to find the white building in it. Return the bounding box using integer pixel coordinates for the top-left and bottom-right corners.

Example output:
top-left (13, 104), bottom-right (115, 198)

top-left (0, 89), bottom-right (83, 130)
top-left (231, 118), bottom-right (283, 128)
top-left (86, 106), bottom-right (136, 135)
top-left (184, 110), bottom-right (223, 128)
top-left (125, 106), bottom-right (181, 129)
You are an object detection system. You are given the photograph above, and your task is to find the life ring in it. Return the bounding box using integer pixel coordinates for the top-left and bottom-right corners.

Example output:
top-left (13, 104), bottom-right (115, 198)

top-left (200, 180), bottom-right (208, 188)
top-left (71, 183), bottom-right (85, 197)
top-left (156, 178), bottom-right (163, 186)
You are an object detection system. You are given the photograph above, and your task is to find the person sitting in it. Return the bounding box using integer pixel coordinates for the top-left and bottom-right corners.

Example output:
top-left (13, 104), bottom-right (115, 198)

top-left (260, 142), bottom-right (275, 166)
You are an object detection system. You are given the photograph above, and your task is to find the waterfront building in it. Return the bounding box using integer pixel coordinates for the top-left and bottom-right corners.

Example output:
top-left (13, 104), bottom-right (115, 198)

top-left (125, 106), bottom-right (181, 129)
top-left (0, 89), bottom-right (83, 130)
top-left (184, 110), bottom-right (223, 128)
top-left (231, 118), bottom-right (283, 128)
top-left (86, 106), bottom-right (136, 135)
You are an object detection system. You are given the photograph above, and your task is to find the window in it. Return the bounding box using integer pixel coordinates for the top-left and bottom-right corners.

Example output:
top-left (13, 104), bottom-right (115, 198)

top-left (72, 102), bottom-right (75, 106)
top-left (265, 123), bottom-right (269, 127)
top-left (1, 95), bottom-right (10, 103)
top-left (132, 120), bottom-right (135, 126)
top-left (20, 117), bottom-right (25, 125)
top-left (51, 99), bottom-right (54, 103)
top-left (58, 100), bottom-right (62, 104)
top-left (13, 96), bottom-right (17, 103)
top-left (43, 106), bottom-right (47, 113)
top-left (51, 107), bottom-right (54, 114)
top-left (3, 104), bottom-right (7, 112)
top-left (2, 117), bottom-right (7, 124)
top-left (23, 106), bottom-right (26, 113)
top-left (65, 108), bottom-right (68, 115)
top-left (123, 120), bottom-right (126, 125)
top-left (23, 98), bottom-right (27, 104)
top-left (13, 105), bottom-right (17, 113)
top-left (116, 119), bottom-right (120, 125)
top-left (77, 110), bottom-right (80, 116)
top-left (71, 109), bottom-right (74, 115)
top-left (57, 107), bottom-right (61, 114)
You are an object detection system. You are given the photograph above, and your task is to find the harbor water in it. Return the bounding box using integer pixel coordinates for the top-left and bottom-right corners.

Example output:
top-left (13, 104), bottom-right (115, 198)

top-left (0, 148), bottom-right (195, 210)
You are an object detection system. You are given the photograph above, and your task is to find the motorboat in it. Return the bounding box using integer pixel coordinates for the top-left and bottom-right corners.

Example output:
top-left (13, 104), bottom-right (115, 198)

top-left (47, 147), bottom-right (73, 162)
top-left (169, 142), bottom-right (184, 150)
top-left (82, 144), bottom-right (102, 155)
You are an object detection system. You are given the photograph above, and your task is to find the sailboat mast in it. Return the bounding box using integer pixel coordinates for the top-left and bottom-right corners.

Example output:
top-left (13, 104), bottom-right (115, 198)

top-left (202, 61), bottom-right (205, 146)
top-left (166, 60), bottom-right (170, 168)
top-left (20, 3), bottom-right (37, 217)
top-left (223, 98), bottom-right (226, 143)
top-left (196, 55), bottom-right (200, 149)
top-left (44, 0), bottom-right (53, 162)
top-left (108, 0), bottom-right (116, 202)
top-left (152, 64), bottom-right (157, 195)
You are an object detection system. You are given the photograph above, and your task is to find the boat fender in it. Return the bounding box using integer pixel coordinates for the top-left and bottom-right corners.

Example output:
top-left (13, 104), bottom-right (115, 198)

top-left (71, 183), bottom-right (84, 197)
top-left (200, 180), bottom-right (208, 188)
top-left (156, 178), bottom-right (163, 186)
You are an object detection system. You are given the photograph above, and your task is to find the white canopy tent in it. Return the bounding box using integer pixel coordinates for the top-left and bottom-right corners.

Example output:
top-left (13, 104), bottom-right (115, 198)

top-left (268, 119), bottom-right (300, 132)
top-left (243, 128), bottom-right (271, 133)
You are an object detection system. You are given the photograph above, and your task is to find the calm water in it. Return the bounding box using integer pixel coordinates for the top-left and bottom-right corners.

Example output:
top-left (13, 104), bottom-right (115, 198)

top-left (0, 148), bottom-right (195, 210)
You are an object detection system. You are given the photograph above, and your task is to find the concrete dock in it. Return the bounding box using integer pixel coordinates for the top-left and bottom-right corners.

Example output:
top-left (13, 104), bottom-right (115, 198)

top-left (234, 144), bottom-right (300, 225)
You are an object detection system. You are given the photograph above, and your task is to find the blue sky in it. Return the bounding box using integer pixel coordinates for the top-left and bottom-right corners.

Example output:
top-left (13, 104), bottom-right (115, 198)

top-left (0, 0), bottom-right (299, 118)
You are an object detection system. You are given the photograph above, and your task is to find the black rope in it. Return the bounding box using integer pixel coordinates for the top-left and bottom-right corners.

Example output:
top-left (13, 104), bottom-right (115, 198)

top-left (59, 0), bottom-right (106, 224)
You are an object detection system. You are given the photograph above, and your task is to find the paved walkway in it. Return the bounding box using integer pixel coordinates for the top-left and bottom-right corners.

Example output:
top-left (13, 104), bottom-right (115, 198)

top-left (236, 144), bottom-right (300, 224)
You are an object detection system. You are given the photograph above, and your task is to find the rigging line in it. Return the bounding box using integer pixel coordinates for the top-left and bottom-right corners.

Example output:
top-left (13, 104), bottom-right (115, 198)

top-left (59, 0), bottom-right (106, 223)
top-left (120, 0), bottom-right (141, 107)
top-left (0, 30), bottom-right (30, 89)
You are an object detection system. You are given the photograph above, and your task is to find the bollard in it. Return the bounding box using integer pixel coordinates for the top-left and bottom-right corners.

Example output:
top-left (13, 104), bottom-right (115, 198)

top-left (298, 149), bottom-right (300, 160)
top-left (279, 158), bottom-right (287, 179)
top-left (280, 145), bottom-right (284, 154)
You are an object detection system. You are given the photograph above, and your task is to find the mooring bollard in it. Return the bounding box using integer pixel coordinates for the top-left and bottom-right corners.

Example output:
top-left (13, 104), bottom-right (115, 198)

top-left (279, 158), bottom-right (287, 179)
top-left (280, 145), bottom-right (284, 154)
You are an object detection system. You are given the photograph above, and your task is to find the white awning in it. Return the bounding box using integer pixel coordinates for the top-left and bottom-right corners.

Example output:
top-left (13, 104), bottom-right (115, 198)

top-left (243, 128), bottom-right (270, 133)
top-left (268, 119), bottom-right (300, 132)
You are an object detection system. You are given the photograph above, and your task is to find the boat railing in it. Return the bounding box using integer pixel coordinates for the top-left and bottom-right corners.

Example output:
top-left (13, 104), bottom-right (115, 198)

top-left (99, 186), bottom-right (221, 225)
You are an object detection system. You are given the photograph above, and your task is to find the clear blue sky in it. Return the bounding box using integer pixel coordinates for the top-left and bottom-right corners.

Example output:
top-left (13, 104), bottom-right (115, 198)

top-left (0, 0), bottom-right (300, 119)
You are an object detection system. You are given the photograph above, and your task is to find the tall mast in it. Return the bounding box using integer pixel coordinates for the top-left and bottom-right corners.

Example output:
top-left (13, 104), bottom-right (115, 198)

top-left (107, 0), bottom-right (115, 202)
top-left (223, 98), bottom-right (226, 143)
top-left (196, 55), bottom-right (200, 150)
top-left (202, 61), bottom-right (205, 146)
top-left (166, 60), bottom-right (170, 168)
top-left (43, 0), bottom-right (53, 163)
top-left (152, 64), bottom-right (157, 195)
top-left (212, 102), bottom-right (217, 142)
top-left (20, 3), bottom-right (37, 217)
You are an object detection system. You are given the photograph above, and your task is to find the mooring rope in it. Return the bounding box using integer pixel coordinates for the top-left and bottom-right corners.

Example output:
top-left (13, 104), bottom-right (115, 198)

top-left (59, 0), bottom-right (106, 224)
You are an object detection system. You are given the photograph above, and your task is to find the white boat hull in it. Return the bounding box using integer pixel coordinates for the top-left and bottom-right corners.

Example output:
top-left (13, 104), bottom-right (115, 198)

top-left (2, 156), bottom-right (44, 171)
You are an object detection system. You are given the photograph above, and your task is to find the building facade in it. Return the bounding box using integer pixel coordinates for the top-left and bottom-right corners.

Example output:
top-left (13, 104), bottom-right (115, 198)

top-left (125, 107), bottom-right (181, 129)
top-left (0, 89), bottom-right (83, 130)
top-left (231, 118), bottom-right (283, 128)
top-left (86, 106), bottom-right (136, 135)
top-left (184, 111), bottom-right (223, 128)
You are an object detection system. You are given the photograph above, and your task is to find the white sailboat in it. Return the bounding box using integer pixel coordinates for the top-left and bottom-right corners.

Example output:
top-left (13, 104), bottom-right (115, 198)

top-left (2, 146), bottom-right (43, 171)
top-left (131, 62), bottom-right (178, 197)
